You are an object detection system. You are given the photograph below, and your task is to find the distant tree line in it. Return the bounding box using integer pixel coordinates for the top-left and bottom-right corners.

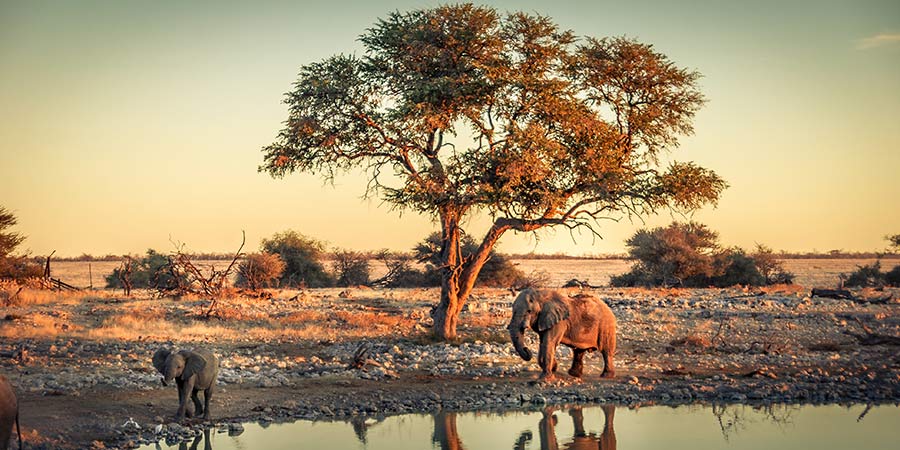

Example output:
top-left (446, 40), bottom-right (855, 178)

top-left (106, 229), bottom-right (538, 291)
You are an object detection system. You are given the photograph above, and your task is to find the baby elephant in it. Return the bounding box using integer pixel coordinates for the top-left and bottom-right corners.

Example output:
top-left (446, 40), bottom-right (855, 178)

top-left (508, 289), bottom-right (617, 380)
top-left (0, 375), bottom-right (22, 450)
top-left (152, 348), bottom-right (219, 422)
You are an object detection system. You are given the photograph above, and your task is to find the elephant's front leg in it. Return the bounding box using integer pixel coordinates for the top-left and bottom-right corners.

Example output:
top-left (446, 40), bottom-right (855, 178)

top-left (176, 378), bottom-right (196, 421)
top-left (538, 327), bottom-right (565, 380)
top-left (202, 386), bottom-right (213, 420)
top-left (568, 349), bottom-right (586, 378)
top-left (191, 388), bottom-right (204, 418)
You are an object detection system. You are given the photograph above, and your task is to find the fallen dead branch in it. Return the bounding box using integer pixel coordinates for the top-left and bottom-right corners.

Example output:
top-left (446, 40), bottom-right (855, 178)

top-left (562, 278), bottom-right (601, 289)
top-left (810, 288), bottom-right (893, 305)
top-left (811, 288), bottom-right (855, 300)
top-left (347, 342), bottom-right (382, 370)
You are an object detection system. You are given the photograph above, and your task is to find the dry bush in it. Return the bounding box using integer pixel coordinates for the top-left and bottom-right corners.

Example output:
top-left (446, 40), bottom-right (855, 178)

top-left (236, 252), bottom-right (285, 290)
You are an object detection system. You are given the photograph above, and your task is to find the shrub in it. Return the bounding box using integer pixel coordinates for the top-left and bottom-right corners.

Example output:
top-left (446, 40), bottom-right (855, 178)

top-left (414, 232), bottom-right (527, 288)
top-left (611, 222), bottom-right (720, 287)
top-left (612, 222), bottom-right (793, 287)
top-left (105, 250), bottom-right (187, 289)
top-left (711, 248), bottom-right (765, 287)
top-left (366, 250), bottom-right (435, 288)
top-left (261, 230), bottom-right (333, 288)
top-left (885, 264), bottom-right (900, 287)
top-left (0, 206), bottom-right (42, 281)
top-left (843, 261), bottom-right (886, 288)
top-left (331, 249), bottom-right (370, 287)
top-left (236, 253), bottom-right (285, 290)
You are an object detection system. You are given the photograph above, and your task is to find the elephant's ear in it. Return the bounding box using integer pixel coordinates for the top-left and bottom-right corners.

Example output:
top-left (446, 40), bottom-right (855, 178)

top-left (183, 351), bottom-right (208, 380)
top-left (537, 300), bottom-right (570, 331)
top-left (152, 348), bottom-right (171, 374)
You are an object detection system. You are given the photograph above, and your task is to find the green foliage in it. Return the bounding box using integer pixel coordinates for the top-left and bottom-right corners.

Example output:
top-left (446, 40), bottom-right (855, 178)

top-left (331, 249), bottom-right (370, 287)
top-left (261, 230), bottom-right (332, 288)
top-left (0, 206), bottom-right (25, 259)
top-left (414, 232), bottom-right (527, 288)
top-left (236, 252), bottom-right (286, 290)
top-left (105, 250), bottom-right (186, 289)
top-left (843, 261), bottom-right (886, 288)
top-left (711, 248), bottom-right (765, 287)
top-left (611, 222), bottom-right (792, 288)
top-left (0, 206), bottom-right (41, 280)
top-left (885, 264), bottom-right (900, 287)
top-left (615, 222), bottom-right (720, 286)
top-left (887, 234), bottom-right (900, 251)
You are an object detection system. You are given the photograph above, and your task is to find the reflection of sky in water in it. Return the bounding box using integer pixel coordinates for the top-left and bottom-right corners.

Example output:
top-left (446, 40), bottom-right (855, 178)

top-left (144, 404), bottom-right (900, 450)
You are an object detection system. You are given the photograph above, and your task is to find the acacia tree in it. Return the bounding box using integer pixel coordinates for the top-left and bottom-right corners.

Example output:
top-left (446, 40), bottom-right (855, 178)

top-left (261, 4), bottom-right (726, 340)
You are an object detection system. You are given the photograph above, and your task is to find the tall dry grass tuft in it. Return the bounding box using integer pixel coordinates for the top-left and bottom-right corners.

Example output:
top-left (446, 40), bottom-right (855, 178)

top-left (0, 313), bottom-right (82, 339)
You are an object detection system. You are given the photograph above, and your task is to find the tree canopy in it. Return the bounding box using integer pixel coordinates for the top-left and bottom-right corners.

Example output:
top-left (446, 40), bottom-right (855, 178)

top-left (261, 4), bottom-right (726, 339)
top-left (0, 206), bottom-right (25, 259)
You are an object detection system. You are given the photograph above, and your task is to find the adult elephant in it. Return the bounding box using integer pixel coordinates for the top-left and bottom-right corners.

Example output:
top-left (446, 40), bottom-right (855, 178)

top-left (508, 289), bottom-right (616, 380)
top-left (0, 375), bottom-right (22, 450)
top-left (152, 348), bottom-right (219, 422)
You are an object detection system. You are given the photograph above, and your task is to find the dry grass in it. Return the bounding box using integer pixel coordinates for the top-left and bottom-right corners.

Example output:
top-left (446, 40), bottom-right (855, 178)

top-left (1, 282), bottom-right (102, 306)
top-left (669, 334), bottom-right (712, 348)
top-left (0, 313), bottom-right (82, 339)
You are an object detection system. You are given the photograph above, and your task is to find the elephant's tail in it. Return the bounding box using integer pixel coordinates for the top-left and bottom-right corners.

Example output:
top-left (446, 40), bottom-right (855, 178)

top-left (598, 301), bottom-right (617, 356)
top-left (15, 409), bottom-right (22, 450)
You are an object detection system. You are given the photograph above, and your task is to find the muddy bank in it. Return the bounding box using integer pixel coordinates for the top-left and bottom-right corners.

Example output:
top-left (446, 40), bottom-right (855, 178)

top-left (1, 286), bottom-right (898, 448)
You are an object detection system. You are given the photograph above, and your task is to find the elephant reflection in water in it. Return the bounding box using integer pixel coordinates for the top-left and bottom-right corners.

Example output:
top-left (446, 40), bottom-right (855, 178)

top-left (157, 428), bottom-right (211, 450)
top-left (515, 405), bottom-right (616, 450)
top-left (432, 411), bottom-right (465, 450)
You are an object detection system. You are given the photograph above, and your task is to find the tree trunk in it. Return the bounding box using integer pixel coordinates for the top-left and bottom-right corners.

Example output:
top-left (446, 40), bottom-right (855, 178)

top-left (432, 216), bottom-right (511, 341)
top-left (432, 209), bottom-right (463, 340)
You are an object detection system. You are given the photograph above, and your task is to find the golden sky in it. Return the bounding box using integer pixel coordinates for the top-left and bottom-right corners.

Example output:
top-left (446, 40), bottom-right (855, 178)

top-left (1, 0), bottom-right (898, 256)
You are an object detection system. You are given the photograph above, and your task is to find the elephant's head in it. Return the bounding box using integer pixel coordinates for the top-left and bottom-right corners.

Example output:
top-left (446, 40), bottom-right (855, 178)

top-left (153, 348), bottom-right (207, 386)
top-left (507, 289), bottom-right (570, 361)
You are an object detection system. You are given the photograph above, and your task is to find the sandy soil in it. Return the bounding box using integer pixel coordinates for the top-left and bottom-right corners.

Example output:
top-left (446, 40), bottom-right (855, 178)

top-left (1, 277), bottom-right (898, 448)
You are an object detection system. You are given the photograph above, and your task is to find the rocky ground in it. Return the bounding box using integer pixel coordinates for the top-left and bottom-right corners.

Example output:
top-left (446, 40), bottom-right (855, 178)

top-left (1, 285), bottom-right (899, 449)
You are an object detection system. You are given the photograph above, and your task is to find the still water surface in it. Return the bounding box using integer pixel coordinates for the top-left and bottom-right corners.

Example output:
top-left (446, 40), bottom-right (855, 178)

top-left (143, 404), bottom-right (899, 450)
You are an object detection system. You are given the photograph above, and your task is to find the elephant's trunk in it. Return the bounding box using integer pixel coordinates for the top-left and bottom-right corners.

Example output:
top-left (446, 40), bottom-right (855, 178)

top-left (508, 322), bottom-right (532, 361)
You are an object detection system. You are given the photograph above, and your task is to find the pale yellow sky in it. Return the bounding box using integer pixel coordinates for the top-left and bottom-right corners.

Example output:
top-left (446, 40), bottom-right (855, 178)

top-left (1, 1), bottom-right (898, 256)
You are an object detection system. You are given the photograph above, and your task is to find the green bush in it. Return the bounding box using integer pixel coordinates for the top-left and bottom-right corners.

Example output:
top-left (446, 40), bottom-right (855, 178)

top-left (414, 232), bottom-right (527, 288)
top-left (261, 230), bottom-right (333, 288)
top-left (843, 261), bottom-right (886, 288)
top-left (885, 264), bottom-right (900, 287)
top-left (331, 249), bottom-right (370, 287)
top-left (711, 248), bottom-right (765, 287)
top-left (611, 222), bottom-right (720, 287)
top-left (105, 250), bottom-right (187, 289)
top-left (611, 222), bottom-right (793, 288)
top-left (235, 252), bottom-right (285, 290)
top-left (0, 206), bottom-right (42, 281)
